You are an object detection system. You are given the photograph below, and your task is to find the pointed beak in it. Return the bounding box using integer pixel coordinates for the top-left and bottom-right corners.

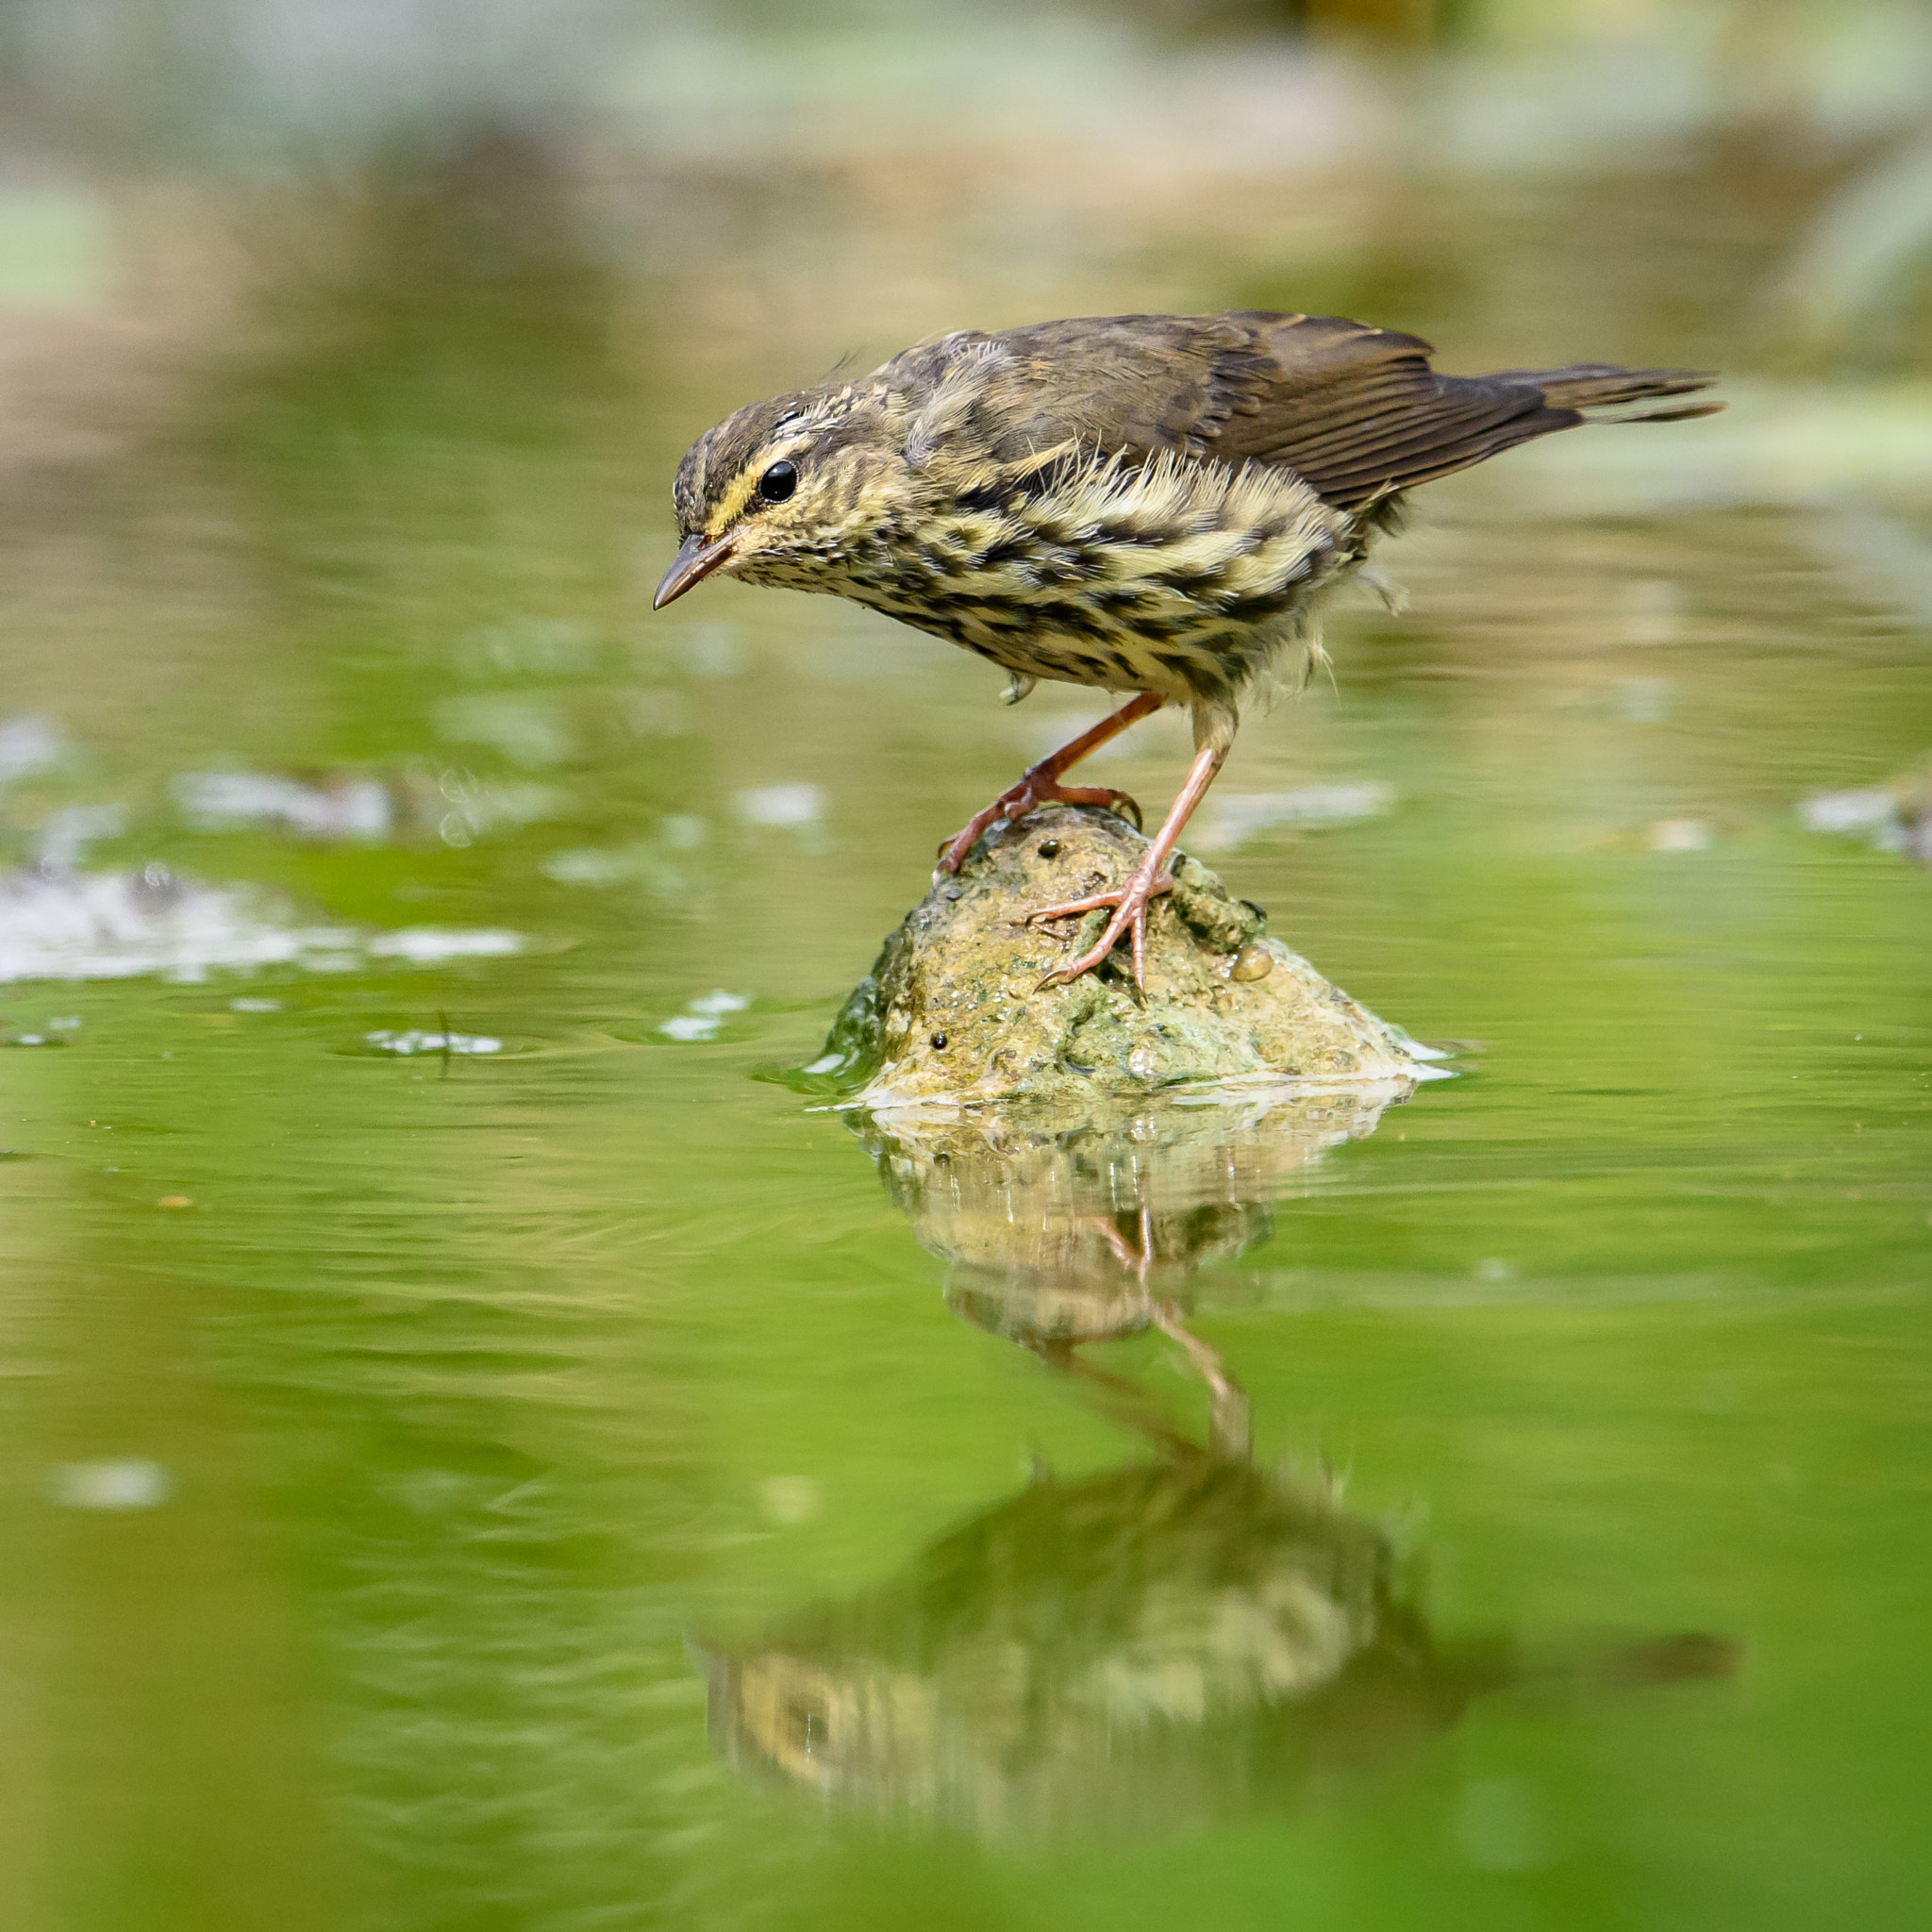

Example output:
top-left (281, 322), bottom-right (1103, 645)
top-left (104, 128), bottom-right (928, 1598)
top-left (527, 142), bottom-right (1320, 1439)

top-left (653, 531), bottom-right (738, 610)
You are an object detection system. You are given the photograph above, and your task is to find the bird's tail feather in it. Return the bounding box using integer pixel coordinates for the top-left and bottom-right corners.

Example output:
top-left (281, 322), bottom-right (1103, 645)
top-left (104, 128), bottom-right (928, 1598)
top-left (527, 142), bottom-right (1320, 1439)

top-left (1482, 362), bottom-right (1723, 420)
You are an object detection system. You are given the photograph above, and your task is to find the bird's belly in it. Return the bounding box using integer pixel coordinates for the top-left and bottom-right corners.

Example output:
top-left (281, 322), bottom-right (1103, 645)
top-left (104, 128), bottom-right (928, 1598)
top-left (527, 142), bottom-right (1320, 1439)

top-left (838, 486), bottom-right (1343, 704)
top-left (852, 574), bottom-right (1313, 706)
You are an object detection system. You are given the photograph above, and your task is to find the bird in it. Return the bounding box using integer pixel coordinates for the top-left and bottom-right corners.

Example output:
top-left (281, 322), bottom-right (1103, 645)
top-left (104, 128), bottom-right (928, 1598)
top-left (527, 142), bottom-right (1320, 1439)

top-left (655, 311), bottom-right (1718, 986)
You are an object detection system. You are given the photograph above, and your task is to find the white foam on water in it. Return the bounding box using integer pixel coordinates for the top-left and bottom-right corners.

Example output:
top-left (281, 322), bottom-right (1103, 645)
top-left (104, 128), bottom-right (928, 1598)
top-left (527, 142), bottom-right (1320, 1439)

top-left (0, 716), bottom-right (65, 783)
top-left (1799, 788), bottom-right (1902, 839)
top-left (1193, 783), bottom-right (1396, 851)
top-left (0, 865), bottom-right (524, 985)
top-left (176, 770), bottom-right (394, 841)
top-left (49, 1459), bottom-right (172, 1510)
top-left (733, 783), bottom-right (823, 828)
top-left (365, 927), bottom-right (522, 962)
top-left (658, 1013), bottom-right (720, 1041)
top-left (657, 988), bottom-right (752, 1042)
top-left (363, 1029), bottom-right (503, 1057)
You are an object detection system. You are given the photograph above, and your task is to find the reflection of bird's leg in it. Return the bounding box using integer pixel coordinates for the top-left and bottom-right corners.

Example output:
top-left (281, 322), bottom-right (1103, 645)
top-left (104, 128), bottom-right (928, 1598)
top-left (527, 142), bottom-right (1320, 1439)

top-left (1058, 1353), bottom-right (1202, 1460)
top-left (1086, 1202), bottom-right (1156, 1296)
top-left (1152, 1301), bottom-right (1251, 1462)
top-left (934, 691), bottom-right (1161, 878)
top-left (1087, 1216), bottom-right (1142, 1276)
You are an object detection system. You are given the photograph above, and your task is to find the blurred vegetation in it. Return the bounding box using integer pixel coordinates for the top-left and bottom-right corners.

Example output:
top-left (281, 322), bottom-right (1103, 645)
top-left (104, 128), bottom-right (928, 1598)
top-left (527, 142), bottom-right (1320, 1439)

top-left (3, 0), bottom-right (1931, 394)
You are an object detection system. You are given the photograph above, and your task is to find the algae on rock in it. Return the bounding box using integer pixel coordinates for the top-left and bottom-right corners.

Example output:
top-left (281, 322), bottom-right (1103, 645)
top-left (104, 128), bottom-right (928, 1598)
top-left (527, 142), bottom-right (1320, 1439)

top-left (823, 803), bottom-right (1428, 1108)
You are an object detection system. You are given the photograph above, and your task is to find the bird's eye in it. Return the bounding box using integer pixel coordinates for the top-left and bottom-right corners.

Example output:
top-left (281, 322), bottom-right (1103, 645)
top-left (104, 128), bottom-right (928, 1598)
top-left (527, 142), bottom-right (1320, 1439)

top-left (758, 460), bottom-right (798, 504)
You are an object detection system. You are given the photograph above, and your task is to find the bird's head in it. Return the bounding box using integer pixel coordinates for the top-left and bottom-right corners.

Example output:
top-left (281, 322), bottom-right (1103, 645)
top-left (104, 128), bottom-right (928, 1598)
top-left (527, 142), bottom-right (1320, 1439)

top-left (654, 385), bottom-right (906, 608)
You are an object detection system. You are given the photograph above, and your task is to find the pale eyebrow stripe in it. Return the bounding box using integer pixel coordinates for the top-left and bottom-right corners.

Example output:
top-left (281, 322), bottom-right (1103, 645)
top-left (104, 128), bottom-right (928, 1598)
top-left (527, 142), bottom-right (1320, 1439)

top-left (704, 432), bottom-right (816, 534)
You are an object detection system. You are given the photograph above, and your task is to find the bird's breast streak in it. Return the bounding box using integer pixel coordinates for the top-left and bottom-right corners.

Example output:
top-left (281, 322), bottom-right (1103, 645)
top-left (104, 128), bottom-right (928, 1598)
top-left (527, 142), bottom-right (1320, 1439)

top-left (829, 454), bottom-right (1342, 702)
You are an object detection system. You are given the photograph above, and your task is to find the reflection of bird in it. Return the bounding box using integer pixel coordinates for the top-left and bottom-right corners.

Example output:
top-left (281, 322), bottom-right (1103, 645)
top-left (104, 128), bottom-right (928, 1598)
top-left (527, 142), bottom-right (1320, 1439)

top-left (698, 1093), bottom-right (1738, 1837)
top-left (706, 1454), bottom-right (1443, 1837)
top-left (657, 311), bottom-right (1718, 982)
top-left (702, 1450), bottom-right (1737, 1840)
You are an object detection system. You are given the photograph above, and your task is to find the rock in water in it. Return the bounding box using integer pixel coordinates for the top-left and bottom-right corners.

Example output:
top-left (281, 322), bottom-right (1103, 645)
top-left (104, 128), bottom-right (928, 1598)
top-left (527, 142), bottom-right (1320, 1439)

top-left (825, 803), bottom-right (1429, 1107)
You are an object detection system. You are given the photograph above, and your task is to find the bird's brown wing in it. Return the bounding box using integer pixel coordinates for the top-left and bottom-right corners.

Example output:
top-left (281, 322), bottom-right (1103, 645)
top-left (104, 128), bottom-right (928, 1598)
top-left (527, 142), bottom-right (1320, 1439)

top-left (962, 311), bottom-right (1716, 512)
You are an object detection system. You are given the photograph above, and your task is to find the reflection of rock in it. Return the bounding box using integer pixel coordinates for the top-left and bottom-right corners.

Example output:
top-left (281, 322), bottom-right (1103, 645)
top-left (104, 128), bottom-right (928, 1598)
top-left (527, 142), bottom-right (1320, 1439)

top-left (706, 1452), bottom-right (1463, 1839)
top-left (826, 803), bottom-right (1429, 1107)
top-left (854, 1088), bottom-right (1403, 1347)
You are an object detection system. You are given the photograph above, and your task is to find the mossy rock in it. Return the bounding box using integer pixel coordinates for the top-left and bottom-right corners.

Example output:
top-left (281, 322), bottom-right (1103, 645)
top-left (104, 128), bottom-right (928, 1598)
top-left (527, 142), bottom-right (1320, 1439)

top-left (824, 803), bottom-right (1428, 1107)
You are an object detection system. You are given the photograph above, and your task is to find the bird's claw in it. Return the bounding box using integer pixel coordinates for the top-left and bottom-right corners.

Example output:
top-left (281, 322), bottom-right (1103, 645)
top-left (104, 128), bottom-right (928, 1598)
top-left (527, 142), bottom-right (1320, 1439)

top-left (1025, 867), bottom-right (1174, 990)
top-left (934, 774), bottom-right (1143, 878)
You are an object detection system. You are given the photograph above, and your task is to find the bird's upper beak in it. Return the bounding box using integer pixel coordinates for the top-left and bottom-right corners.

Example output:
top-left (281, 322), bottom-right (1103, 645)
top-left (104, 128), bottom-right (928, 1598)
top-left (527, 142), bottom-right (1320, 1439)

top-left (653, 531), bottom-right (738, 610)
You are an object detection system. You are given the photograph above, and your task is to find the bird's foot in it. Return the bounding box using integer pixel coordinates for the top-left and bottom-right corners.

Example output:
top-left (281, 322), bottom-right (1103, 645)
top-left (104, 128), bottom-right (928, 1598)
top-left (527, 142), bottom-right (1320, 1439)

top-left (1024, 858), bottom-right (1174, 990)
top-left (934, 772), bottom-right (1141, 879)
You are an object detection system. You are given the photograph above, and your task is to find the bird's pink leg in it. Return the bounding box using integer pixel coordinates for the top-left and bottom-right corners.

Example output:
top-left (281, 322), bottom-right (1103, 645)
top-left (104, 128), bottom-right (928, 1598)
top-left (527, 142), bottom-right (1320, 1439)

top-left (934, 691), bottom-right (1163, 879)
top-left (1026, 741), bottom-right (1227, 989)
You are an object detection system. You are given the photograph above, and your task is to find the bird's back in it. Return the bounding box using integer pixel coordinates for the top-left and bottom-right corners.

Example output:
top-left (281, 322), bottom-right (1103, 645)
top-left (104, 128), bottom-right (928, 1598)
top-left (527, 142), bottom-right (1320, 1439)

top-left (878, 310), bottom-right (1717, 512)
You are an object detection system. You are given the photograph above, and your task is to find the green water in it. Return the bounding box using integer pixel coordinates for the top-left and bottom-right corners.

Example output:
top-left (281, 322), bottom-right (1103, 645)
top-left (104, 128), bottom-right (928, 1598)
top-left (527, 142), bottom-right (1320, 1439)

top-left (3, 169), bottom-right (1931, 1932)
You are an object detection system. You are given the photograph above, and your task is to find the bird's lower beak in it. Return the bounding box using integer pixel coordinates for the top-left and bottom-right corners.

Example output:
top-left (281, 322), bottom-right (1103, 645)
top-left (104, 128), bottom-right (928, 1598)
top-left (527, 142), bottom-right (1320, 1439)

top-left (653, 531), bottom-right (738, 610)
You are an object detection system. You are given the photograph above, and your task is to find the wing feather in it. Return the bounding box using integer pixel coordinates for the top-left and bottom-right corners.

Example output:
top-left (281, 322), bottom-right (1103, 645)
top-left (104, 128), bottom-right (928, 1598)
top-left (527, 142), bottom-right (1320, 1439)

top-left (920, 311), bottom-right (1719, 513)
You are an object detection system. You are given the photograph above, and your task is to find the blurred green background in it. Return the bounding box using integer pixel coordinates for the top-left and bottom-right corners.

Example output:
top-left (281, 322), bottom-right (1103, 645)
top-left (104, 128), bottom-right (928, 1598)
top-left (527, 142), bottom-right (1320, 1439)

top-left (2, 3), bottom-right (1931, 1928)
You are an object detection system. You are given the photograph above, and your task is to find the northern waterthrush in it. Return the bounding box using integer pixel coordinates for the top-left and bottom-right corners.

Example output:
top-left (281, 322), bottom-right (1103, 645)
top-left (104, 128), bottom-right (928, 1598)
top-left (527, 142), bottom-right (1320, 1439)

top-left (656, 311), bottom-right (1717, 985)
